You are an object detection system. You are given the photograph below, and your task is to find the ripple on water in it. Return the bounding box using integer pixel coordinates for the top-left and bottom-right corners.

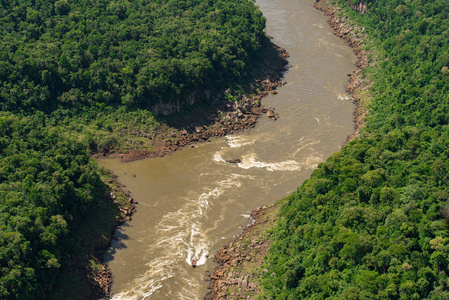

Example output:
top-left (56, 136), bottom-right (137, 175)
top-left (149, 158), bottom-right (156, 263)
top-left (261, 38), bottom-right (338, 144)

top-left (226, 135), bottom-right (256, 148)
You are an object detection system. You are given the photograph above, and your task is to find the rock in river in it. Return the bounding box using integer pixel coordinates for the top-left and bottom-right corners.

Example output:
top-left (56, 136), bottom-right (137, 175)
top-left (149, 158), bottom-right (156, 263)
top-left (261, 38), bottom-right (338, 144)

top-left (226, 159), bottom-right (241, 164)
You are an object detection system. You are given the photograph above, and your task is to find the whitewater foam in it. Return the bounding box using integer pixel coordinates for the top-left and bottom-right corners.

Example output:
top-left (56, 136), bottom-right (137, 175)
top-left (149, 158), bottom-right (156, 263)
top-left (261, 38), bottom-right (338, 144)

top-left (238, 153), bottom-right (302, 171)
top-left (292, 138), bottom-right (320, 156)
top-left (337, 93), bottom-right (353, 101)
top-left (112, 174), bottom-right (248, 299)
top-left (226, 135), bottom-right (256, 148)
top-left (213, 151), bottom-right (226, 164)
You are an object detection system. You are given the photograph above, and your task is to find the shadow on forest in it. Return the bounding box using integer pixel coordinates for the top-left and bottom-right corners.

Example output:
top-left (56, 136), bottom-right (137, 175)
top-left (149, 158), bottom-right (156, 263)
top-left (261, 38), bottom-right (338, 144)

top-left (161, 36), bottom-right (288, 131)
top-left (103, 223), bottom-right (131, 263)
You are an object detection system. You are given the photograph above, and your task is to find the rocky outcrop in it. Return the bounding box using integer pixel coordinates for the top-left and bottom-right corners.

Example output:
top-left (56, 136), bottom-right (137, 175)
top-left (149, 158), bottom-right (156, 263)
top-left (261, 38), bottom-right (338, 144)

top-left (87, 265), bottom-right (112, 299)
top-left (204, 204), bottom-right (279, 299)
top-left (226, 159), bottom-right (241, 164)
top-left (151, 89), bottom-right (214, 116)
top-left (346, 0), bottom-right (368, 13)
top-left (267, 108), bottom-right (278, 120)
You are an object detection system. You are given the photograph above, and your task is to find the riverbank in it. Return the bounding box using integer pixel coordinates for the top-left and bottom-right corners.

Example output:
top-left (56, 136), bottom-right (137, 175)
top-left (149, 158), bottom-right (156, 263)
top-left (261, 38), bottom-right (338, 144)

top-left (86, 173), bottom-right (138, 298)
top-left (313, 0), bottom-right (371, 143)
top-left (204, 203), bottom-right (280, 300)
top-left (48, 171), bottom-right (137, 299)
top-left (204, 0), bottom-right (371, 298)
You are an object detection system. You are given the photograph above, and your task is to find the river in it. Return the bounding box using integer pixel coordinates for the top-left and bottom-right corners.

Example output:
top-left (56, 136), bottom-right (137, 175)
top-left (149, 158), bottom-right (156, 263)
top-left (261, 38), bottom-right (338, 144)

top-left (97, 0), bottom-right (356, 298)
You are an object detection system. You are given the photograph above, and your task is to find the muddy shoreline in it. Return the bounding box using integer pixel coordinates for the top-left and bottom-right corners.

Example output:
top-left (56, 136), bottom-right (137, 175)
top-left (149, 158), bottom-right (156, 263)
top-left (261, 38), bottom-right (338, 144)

top-left (204, 0), bottom-right (371, 298)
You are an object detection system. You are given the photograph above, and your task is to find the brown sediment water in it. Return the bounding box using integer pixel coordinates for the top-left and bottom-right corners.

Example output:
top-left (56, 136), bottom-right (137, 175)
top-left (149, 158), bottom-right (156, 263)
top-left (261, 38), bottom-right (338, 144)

top-left (97, 0), bottom-right (357, 298)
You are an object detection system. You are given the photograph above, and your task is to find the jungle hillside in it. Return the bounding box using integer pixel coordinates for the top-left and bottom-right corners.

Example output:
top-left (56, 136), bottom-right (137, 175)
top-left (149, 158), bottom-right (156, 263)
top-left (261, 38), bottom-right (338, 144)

top-left (261, 0), bottom-right (449, 299)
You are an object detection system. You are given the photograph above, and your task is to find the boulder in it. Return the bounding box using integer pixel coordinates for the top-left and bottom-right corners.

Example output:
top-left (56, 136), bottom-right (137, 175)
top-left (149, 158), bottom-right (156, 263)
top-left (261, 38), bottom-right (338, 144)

top-left (226, 159), bottom-right (241, 164)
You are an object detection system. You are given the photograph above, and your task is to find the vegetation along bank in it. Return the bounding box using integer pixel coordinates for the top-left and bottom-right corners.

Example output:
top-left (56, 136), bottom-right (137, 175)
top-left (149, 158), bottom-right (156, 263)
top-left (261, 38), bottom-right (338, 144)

top-left (207, 0), bottom-right (449, 298)
top-left (0, 0), bottom-right (288, 298)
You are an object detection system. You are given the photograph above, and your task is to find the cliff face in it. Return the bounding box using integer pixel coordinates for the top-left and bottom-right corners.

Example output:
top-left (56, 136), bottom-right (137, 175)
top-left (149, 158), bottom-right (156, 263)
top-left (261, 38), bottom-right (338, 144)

top-left (150, 34), bottom-right (290, 116)
top-left (346, 0), bottom-right (368, 13)
top-left (151, 89), bottom-right (213, 116)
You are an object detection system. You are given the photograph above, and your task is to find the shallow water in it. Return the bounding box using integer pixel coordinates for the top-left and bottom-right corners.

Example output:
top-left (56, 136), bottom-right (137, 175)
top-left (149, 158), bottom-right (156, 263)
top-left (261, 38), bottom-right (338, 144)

top-left (97, 0), bottom-right (357, 298)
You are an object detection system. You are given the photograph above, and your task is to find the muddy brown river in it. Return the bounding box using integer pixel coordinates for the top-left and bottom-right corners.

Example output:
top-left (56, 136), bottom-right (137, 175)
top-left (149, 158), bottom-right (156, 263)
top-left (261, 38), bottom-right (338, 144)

top-left (97, 0), bottom-right (357, 298)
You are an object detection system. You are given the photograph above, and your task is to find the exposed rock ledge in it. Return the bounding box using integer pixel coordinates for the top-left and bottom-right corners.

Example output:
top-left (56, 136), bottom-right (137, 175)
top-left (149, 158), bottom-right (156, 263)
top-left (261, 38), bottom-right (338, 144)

top-left (204, 203), bottom-right (279, 300)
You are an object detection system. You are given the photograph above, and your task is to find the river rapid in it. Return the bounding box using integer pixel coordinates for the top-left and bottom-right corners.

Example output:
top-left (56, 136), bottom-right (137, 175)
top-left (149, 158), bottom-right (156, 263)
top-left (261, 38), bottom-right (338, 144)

top-left (97, 0), bottom-right (356, 298)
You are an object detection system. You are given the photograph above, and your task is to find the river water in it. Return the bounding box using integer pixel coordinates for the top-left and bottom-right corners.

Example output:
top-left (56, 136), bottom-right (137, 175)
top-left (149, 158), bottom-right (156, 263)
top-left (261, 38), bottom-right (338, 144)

top-left (97, 0), bottom-right (356, 298)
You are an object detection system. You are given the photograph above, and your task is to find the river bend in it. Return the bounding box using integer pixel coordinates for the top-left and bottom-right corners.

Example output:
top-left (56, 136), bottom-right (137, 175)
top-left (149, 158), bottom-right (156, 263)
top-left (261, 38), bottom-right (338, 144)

top-left (98, 0), bottom-right (356, 298)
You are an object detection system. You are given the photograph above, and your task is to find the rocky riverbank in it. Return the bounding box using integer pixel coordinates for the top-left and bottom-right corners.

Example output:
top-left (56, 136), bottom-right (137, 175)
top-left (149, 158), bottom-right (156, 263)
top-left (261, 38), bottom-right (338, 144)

top-left (48, 171), bottom-right (138, 299)
top-left (204, 0), bottom-right (371, 298)
top-left (204, 203), bottom-right (279, 299)
top-left (87, 174), bottom-right (137, 299)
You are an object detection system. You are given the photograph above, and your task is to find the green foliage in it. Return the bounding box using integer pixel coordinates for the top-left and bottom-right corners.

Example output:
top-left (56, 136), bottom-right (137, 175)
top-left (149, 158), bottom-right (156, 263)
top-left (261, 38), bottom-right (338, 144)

top-left (47, 104), bottom-right (161, 154)
top-left (0, 112), bottom-right (108, 298)
top-left (261, 0), bottom-right (449, 298)
top-left (0, 0), bottom-right (265, 112)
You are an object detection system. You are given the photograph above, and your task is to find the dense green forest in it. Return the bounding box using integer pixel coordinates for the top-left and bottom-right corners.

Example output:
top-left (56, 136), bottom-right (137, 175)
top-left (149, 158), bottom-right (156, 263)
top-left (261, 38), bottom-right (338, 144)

top-left (0, 112), bottom-right (106, 298)
top-left (261, 0), bottom-right (449, 298)
top-left (0, 0), bottom-right (265, 112)
top-left (0, 0), bottom-right (267, 298)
